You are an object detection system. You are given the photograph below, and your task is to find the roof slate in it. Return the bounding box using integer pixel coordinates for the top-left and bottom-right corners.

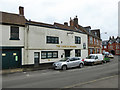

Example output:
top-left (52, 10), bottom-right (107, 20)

top-left (0, 11), bottom-right (26, 26)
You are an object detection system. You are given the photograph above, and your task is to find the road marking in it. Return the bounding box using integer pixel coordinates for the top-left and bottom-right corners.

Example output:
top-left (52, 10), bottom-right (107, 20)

top-left (63, 75), bottom-right (118, 88)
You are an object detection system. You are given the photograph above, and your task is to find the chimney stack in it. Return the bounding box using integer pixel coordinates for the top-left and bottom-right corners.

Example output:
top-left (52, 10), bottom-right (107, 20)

top-left (70, 17), bottom-right (74, 27)
top-left (112, 36), bottom-right (114, 39)
top-left (73, 16), bottom-right (78, 27)
top-left (64, 22), bottom-right (68, 26)
top-left (109, 36), bottom-right (111, 40)
top-left (19, 6), bottom-right (24, 16)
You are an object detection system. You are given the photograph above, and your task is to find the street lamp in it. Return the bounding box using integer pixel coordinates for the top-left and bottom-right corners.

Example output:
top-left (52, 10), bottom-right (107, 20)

top-left (100, 32), bottom-right (107, 53)
top-left (101, 32), bottom-right (108, 40)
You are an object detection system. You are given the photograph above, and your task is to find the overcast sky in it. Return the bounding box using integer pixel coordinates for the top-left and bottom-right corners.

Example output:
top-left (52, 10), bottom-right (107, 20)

top-left (0, 0), bottom-right (119, 40)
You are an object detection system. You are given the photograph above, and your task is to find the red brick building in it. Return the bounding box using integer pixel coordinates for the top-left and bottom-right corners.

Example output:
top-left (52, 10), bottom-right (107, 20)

top-left (69, 16), bottom-right (102, 55)
top-left (102, 36), bottom-right (120, 55)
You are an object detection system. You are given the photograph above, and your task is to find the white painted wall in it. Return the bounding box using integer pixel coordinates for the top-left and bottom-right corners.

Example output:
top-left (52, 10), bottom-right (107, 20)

top-left (1, 24), bottom-right (25, 46)
top-left (27, 25), bottom-right (87, 50)
top-left (23, 25), bottom-right (88, 65)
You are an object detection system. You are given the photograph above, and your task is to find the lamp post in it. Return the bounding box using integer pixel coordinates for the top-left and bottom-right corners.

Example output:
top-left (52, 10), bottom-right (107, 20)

top-left (100, 32), bottom-right (107, 54)
top-left (101, 32), bottom-right (108, 40)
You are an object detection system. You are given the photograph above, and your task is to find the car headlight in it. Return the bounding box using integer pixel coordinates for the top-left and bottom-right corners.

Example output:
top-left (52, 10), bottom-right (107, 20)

top-left (57, 63), bottom-right (61, 66)
top-left (54, 63), bottom-right (60, 66)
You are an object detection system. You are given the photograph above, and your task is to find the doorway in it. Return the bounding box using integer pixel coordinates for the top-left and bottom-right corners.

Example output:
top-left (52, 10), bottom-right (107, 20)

top-left (2, 49), bottom-right (21, 69)
top-left (64, 50), bottom-right (71, 58)
top-left (34, 52), bottom-right (40, 67)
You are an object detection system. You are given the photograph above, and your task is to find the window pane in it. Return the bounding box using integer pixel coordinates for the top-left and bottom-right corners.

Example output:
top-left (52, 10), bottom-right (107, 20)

top-left (47, 36), bottom-right (59, 44)
top-left (10, 26), bottom-right (19, 40)
top-left (75, 49), bottom-right (81, 57)
top-left (75, 36), bottom-right (81, 44)
top-left (47, 52), bottom-right (52, 58)
top-left (41, 51), bottom-right (58, 59)
top-left (53, 52), bottom-right (57, 57)
top-left (41, 52), bottom-right (47, 59)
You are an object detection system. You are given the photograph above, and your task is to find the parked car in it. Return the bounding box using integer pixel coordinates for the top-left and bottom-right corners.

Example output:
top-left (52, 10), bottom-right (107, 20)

top-left (84, 54), bottom-right (104, 66)
top-left (52, 57), bottom-right (84, 70)
top-left (108, 53), bottom-right (114, 58)
top-left (103, 55), bottom-right (110, 63)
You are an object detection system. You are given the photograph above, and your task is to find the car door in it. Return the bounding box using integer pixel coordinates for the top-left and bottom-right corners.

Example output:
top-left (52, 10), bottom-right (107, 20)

top-left (94, 56), bottom-right (99, 64)
top-left (74, 57), bottom-right (80, 67)
top-left (67, 58), bottom-right (76, 68)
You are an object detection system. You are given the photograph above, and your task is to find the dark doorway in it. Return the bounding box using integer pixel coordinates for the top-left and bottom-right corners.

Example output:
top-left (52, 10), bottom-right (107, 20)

top-left (64, 50), bottom-right (71, 58)
top-left (111, 50), bottom-right (115, 55)
top-left (34, 52), bottom-right (40, 67)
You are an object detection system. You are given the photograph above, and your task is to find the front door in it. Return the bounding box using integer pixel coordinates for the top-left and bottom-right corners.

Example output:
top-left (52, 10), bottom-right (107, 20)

top-left (34, 52), bottom-right (40, 66)
top-left (64, 50), bottom-right (71, 58)
top-left (2, 49), bottom-right (21, 69)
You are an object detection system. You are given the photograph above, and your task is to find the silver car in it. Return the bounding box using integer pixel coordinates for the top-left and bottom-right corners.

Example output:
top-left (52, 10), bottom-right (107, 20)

top-left (53, 57), bottom-right (84, 70)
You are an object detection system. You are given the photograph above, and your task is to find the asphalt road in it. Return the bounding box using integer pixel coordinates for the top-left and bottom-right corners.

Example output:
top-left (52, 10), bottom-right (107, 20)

top-left (2, 56), bottom-right (119, 88)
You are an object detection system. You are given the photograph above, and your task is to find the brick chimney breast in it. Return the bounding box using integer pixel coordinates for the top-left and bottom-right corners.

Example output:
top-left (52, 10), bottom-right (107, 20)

top-left (19, 6), bottom-right (24, 16)
top-left (73, 15), bottom-right (78, 27)
top-left (70, 17), bottom-right (74, 27)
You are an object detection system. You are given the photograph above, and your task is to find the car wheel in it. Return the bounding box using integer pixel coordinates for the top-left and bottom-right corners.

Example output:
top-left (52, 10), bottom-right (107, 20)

top-left (79, 63), bottom-right (84, 68)
top-left (62, 65), bottom-right (67, 70)
top-left (101, 61), bottom-right (103, 64)
top-left (104, 61), bottom-right (106, 63)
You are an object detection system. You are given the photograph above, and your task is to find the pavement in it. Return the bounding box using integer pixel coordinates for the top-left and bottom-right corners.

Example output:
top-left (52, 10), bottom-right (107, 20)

top-left (0, 63), bottom-right (53, 75)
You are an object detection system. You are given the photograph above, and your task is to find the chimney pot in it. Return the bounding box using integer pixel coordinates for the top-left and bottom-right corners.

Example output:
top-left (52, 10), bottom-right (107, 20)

top-left (70, 17), bottom-right (74, 27)
top-left (19, 6), bottom-right (24, 16)
top-left (109, 36), bottom-right (111, 40)
top-left (112, 36), bottom-right (114, 39)
top-left (64, 22), bottom-right (68, 26)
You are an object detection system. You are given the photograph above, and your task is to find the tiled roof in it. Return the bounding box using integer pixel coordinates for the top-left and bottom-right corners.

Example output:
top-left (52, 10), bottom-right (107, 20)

top-left (0, 11), bottom-right (26, 26)
top-left (102, 40), bottom-right (108, 45)
top-left (54, 22), bottom-right (83, 33)
top-left (27, 20), bottom-right (54, 27)
top-left (78, 25), bottom-right (102, 40)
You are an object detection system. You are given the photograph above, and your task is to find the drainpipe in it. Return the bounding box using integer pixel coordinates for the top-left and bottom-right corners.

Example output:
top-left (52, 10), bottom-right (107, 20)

top-left (25, 23), bottom-right (29, 66)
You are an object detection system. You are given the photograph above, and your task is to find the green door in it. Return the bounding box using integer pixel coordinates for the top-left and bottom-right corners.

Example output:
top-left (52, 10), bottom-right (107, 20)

top-left (2, 49), bottom-right (21, 69)
top-left (2, 51), bottom-right (9, 69)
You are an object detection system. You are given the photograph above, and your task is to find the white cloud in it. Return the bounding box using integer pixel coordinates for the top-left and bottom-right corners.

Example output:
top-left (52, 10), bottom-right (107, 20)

top-left (0, 0), bottom-right (119, 40)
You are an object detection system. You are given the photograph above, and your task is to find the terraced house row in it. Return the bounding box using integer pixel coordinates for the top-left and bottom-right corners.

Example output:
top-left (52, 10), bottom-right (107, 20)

top-left (0, 6), bottom-right (102, 69)
top-left (102, 36), bottom-right (120, 55)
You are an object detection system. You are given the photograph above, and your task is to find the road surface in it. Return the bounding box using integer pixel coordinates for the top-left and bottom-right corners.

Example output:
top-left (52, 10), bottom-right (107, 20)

top-left (2, 56), bottom-right (119, 88)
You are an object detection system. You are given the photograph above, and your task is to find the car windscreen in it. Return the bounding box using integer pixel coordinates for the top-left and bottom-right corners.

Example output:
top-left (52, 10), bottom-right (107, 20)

top-left (87, 55), bottom-right (95, 59)
top-left (59, 58), bottom-right (69, 61)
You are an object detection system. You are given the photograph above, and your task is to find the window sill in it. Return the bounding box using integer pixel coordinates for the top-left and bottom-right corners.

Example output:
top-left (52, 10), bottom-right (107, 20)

top-left (9, 38), bottom-right (20, 40)
top-left (75, 43), bottom-right (81, 44)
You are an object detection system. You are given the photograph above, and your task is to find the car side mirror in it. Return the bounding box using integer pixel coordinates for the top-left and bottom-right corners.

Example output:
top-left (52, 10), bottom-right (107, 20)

top-left (67, 60), bottom-right (69, 62)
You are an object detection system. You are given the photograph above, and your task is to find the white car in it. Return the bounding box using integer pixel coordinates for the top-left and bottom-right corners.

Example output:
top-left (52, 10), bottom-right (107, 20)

top-left (53, 57), bottom-right (84, 70)
top-left (84, 54), bottom-right (104, 65)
